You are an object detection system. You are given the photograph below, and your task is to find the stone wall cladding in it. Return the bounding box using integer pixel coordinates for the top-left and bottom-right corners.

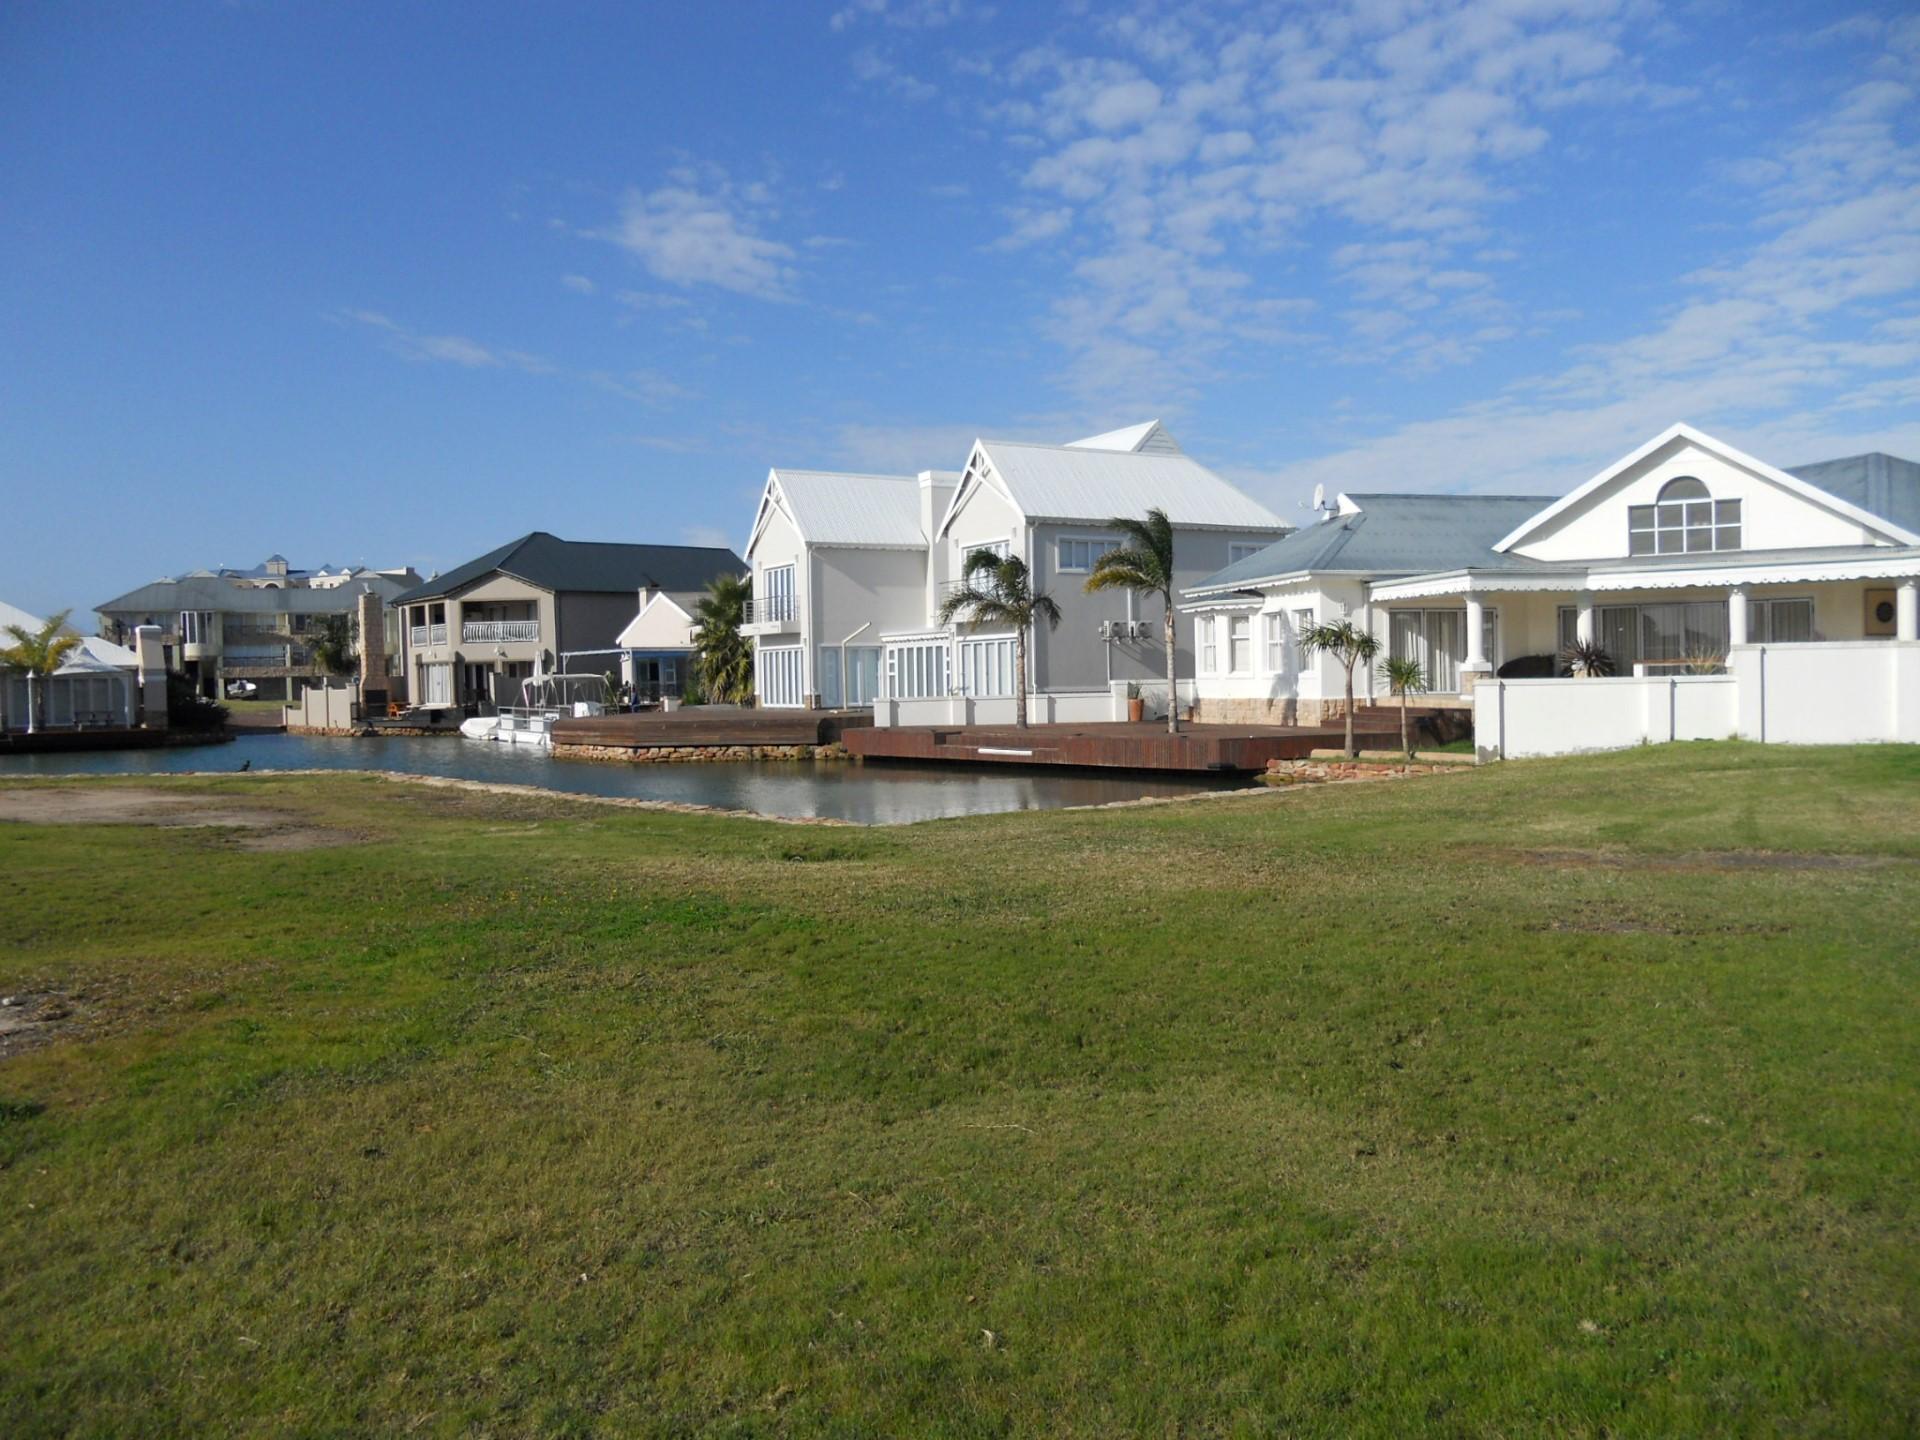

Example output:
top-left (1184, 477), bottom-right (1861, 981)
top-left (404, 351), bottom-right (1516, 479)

top-left (552, 742), bottom-right (851, 764)
top-left (1262, 758), bottom-right (1454, 784)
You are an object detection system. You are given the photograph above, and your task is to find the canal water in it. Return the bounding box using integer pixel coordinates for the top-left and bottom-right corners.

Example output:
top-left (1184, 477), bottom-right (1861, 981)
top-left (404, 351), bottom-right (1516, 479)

top-left (0, 732), bottom-right (1251, 824)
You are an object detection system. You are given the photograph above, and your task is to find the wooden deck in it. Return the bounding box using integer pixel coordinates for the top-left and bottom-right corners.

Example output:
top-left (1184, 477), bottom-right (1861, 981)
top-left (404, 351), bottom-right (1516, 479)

top-left (550, 708), bottom-right (872, 752)
top-left (842, 720), bottom-right (1404, 774)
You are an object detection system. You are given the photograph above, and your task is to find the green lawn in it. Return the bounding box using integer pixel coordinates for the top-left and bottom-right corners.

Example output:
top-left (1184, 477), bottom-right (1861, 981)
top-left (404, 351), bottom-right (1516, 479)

top-left (2, 743), bottom-right (1917, 1436)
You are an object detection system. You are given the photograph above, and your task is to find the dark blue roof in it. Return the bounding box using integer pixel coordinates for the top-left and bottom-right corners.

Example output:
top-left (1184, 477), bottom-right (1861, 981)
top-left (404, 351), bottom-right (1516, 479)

top-left (392, 532), bottom-right (746, 605)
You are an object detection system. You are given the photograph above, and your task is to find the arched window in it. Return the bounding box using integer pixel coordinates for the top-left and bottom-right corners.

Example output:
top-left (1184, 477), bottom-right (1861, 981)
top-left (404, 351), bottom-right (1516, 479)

top-left (1628, 475), bottom-right (1741, 556)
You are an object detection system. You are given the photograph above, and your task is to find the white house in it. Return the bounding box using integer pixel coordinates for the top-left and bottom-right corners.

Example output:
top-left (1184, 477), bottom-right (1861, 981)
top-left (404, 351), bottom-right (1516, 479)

top-left (1181, 423), bottom-right (1920, 750)
top-left (743, 421), bottom-right (1290, 717)
top-left (2, 599), bottom-right (165, 734)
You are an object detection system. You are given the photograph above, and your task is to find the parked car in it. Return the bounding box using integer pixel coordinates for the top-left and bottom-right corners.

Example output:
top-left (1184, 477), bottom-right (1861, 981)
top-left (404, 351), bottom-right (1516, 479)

top-left (226, 680), bottom-right (259, 698)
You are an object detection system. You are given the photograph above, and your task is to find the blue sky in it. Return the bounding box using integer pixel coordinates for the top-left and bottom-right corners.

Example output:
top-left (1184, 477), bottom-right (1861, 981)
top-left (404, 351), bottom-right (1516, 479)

top-left (4, 0), bottom-right (1917, 621)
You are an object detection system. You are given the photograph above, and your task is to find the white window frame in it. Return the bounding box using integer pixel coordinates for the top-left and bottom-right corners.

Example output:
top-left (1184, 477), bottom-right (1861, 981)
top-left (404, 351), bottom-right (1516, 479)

top-left (1229, 542), bottom-right (1264, 565)
top-left (1228, 614), bottom-right (1251, 673)
top-left (1263, 612), bottom-right (1285, 672)
top-left (1748, 596), bottom-right (1815, 644)
top-left (1198, 615), bottom-right (1218, 673)
top-left (757, 645), bottom-right (806, 707)
top-left (1055, 537), bottom-right (1119, 574)
top-left (1628, 477), bottom-right (1741, 556)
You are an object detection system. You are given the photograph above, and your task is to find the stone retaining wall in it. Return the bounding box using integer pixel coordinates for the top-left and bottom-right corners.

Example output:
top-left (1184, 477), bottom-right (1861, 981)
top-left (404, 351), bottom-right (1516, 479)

top-left (552, 742), bottom-right (850, 764)
top-left (1261, 758), bottom-right (1457, 784)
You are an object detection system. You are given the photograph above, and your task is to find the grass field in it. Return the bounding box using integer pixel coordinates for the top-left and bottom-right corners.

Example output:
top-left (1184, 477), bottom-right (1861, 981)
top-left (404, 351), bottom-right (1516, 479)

top-left (2, 743), bottom-right (1916, 1436)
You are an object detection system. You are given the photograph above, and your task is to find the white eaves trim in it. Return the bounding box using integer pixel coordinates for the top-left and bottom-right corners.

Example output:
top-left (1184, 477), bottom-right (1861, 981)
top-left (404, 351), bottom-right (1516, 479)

top-left (1493, 422), bottom-right (1920, 552)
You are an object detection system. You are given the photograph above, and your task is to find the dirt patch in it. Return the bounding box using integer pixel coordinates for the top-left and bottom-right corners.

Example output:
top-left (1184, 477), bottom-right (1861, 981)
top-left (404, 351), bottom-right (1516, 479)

top-left (0, 785), bottom-right (354, 852)
top-left (0, 991), bottom-right (79, 1060)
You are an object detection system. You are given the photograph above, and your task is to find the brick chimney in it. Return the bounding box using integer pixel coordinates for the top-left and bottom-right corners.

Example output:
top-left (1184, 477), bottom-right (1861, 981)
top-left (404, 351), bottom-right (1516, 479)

top-left (356, 589), bottom-right (389, 715)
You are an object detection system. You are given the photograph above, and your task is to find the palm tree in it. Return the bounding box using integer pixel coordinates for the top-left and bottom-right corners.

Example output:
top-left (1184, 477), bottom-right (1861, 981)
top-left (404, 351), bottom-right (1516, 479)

top-left (1300, 618), bottom-right (1380, 759)
top-left (307, 614), bottom-right (356, 676)
top-left (1085, 507), bottom-right (1182, 733)
top-left (1, 609), bottom-right (81, 732)
top-left (938, 550), bottom-right (1061, 728)
top-left (1377, 654), bottom-right (1429, 759)
top-left (693, 572), bottom-right (753, 704)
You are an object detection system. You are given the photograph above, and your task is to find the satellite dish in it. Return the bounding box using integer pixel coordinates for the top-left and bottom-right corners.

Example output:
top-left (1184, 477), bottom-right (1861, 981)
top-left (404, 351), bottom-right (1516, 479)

top-left (1311, 483), bottom-right (1326, 512)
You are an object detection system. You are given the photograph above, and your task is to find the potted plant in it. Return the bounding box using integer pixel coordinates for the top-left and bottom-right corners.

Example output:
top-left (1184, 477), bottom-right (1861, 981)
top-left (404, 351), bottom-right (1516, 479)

top-left (1125, 681), bottom-right (1145, 723)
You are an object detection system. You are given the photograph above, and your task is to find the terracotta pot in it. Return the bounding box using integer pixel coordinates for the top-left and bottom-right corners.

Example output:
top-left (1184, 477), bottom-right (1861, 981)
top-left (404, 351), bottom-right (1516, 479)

top-left (1127, 697), bottom-right (1146, 722)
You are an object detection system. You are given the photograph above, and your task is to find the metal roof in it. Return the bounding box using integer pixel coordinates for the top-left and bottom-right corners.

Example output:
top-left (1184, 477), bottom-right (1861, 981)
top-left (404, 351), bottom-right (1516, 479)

top-left (1066, 419), bottom-right (1182, 455)
top-left (1788, 452), bottom-right (1920, 536)
top-left (1188, 493), bottom-right (1559, 592)
top-left (972, 439), bottom-right (1285, 530)
top-left (770, 469), bottom-right (927, 547)
top-left (390, 532), bottom-right (746, 605)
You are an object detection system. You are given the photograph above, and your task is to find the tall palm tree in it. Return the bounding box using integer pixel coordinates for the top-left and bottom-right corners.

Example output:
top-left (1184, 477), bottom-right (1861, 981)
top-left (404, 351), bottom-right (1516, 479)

top-left (1300, 618), bottom-right (1380, 759)
top-left (1377, 654), bottom-right (1429, 759)
top-left (1, 609), bottom-right (81, 731)
top-left (937, 550), bottom-right (1061, 728)
top-left (692, 572), bottom-right (754, 704)
top-left (1085, 507), bottom-right (1182, 733)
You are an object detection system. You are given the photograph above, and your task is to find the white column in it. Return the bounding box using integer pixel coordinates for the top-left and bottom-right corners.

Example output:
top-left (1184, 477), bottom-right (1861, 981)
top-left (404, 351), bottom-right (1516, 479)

top-left (1575, 590), bottom-right (1595, 646)
top-left (1463, 593), bottom-right (1488, 671)
top-left (24, 672), bottom-right (37, 733)
top-left (1898, 579), bottom-right (1918, 642)
top-left (1728, 586), bottom-right (1749, 647)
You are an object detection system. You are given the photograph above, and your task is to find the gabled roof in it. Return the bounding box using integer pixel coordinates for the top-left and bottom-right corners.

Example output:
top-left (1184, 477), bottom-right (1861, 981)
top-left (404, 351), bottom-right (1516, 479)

top-left (390, 533), bottom-right (746, 605)
top-left (1188, 494), bottom-right (1560, 594)
top-left (1067, 419), bottom-right (1183, 455)
top-left (1787, 452), bottom-right (1920, 537)
top-left (1493, 423), bottom-right (1920, 552)
top-left (944, 439), bottom-right (1284, 535)
top-left (758, 469), bottom-right (927, 550)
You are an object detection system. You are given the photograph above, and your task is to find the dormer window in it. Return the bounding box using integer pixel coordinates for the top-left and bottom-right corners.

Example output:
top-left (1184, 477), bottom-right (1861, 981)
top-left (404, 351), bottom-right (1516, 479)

top-left (1628, 477), bottom-right (1741, 556)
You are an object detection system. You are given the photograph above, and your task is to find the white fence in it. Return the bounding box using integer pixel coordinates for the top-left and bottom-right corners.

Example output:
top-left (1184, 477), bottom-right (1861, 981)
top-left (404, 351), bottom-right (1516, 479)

top-left (872, 679), bottom-right (1197, 729)
top-left (1476, 641), bottom-right (1920, 760)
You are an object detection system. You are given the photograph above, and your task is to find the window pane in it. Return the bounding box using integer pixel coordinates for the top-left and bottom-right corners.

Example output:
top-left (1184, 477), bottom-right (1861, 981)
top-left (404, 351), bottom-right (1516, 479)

top-left (1628, 505), bottom-right (1654, 531)
top-left (1715, 526), bottom-right (1741, 551)
top-left (1658, 476), bottom-right (1709, 501)
top-left (1656, 529), bottom-right (1680, 553)
top-left (1714, 500), bottom-right (1740, 524)
top-left (1629, 531), bottom-right (1655, 555)
top-left (1686, 526), bottom-right (1713, 551)
top-left (1774, 600), bottom-right (1813, 642)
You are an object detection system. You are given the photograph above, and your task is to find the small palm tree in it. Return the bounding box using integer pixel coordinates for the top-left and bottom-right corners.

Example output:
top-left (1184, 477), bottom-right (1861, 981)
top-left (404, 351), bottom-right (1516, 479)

top-left (938, 550), bottom-right (1061, 728)
top-left (693, 573), bottom-right (753, 704)
top-left (307, 614), bottom-right (356, 676)
top-left (1, 609), bottom-right (81, 731)
top-left (1377, 655), bottom-right (1429, 758)
top-left (1300, 618), bottom-right (1380, 759)
top-left (1085, 507), bottom-right (1182, 734)
top-left (1560, 638), bottom-right (1615, 678)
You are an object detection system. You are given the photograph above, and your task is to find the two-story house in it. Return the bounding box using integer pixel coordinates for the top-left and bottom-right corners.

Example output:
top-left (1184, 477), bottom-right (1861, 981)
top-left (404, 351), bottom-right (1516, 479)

top-left (742, 421), bottom-right (1289, 711)
top-left (393, 532), bottom-right (745, 710)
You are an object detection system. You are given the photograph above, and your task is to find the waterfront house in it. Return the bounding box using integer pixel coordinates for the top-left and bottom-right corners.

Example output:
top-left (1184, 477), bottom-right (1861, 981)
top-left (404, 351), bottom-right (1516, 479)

top-left (1180, 423), bottom-right (1920, 750)
top-left (393, 532), bottom-right (745, 711)
top-left (96, 557), bottom-right (421, 702)
top-left (744, 422), bottom-right (1289, 714)
top-left (2, 600), bottom-right (161, 734)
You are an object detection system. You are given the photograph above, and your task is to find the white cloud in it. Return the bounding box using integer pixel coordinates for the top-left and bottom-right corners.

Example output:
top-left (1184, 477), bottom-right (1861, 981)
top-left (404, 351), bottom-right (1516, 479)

top-left (850, 45), bottom-right (937, 101)
top-left (340, 310), bottom-right (553, 373)
top-left (560, 274), bottom-right (596, 295)
top-left (985, 206), bottom-right (1073, 251)
top-left (601, 169), bottom-right (797, 301)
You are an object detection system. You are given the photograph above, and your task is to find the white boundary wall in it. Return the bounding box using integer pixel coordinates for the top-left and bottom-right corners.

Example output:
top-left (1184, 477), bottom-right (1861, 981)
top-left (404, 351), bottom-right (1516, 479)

top-left (1476, 641), bottom-right (1920, 760)
top-left (287, 682), bottom-right (359, 730)
top-left (872, 679), bottom-right (1197, 728)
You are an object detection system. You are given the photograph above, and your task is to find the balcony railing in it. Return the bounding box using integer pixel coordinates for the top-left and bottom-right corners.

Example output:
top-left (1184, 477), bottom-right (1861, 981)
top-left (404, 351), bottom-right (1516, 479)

top-left (408, 624), bottom-right (449, 647)
top-left (744, 595), bottom-right (797, 625)
top-left (461, 620), bottom-right (541, 644)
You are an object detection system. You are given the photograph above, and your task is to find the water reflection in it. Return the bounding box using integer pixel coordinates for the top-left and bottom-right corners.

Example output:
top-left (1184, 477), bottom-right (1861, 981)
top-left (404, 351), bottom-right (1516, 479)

top-left (0, 733), bottom-right (1250, 824)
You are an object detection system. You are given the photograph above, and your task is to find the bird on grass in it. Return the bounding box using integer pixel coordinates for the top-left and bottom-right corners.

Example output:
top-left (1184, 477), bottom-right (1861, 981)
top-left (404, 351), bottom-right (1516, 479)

top-left (238, 759), bottom-right (251, 771)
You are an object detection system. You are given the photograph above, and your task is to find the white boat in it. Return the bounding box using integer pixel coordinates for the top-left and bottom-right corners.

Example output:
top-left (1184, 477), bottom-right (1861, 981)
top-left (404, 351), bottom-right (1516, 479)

top-left (459, 673), bottom-right (608, 749)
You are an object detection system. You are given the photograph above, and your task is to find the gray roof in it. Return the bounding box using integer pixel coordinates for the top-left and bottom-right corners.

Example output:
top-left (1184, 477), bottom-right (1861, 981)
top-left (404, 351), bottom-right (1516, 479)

top-left (1787, 452), bottom-right (1920, 537)
top-left (391, 532), bottom-right (746, 606)
top-left (98, 570), bottom-right (417, 617)
top-left (1190, 494), bottom-right (1558, 592)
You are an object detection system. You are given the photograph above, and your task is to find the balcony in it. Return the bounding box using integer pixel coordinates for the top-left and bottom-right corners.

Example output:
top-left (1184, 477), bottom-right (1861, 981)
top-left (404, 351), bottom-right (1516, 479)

top-left (742, 594), bottom-right (798, 632)
top-left (461, 619), bottom-right (541, 644)
top-left (409, 624), bottom-right (449, 648)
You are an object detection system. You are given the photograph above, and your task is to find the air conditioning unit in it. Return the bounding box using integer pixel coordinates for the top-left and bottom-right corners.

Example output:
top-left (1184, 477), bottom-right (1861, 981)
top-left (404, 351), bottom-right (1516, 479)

top-left (1098, 621), bottom-right (1117, 641)
top-left (1131, 621), bottom-right (1154, 640)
